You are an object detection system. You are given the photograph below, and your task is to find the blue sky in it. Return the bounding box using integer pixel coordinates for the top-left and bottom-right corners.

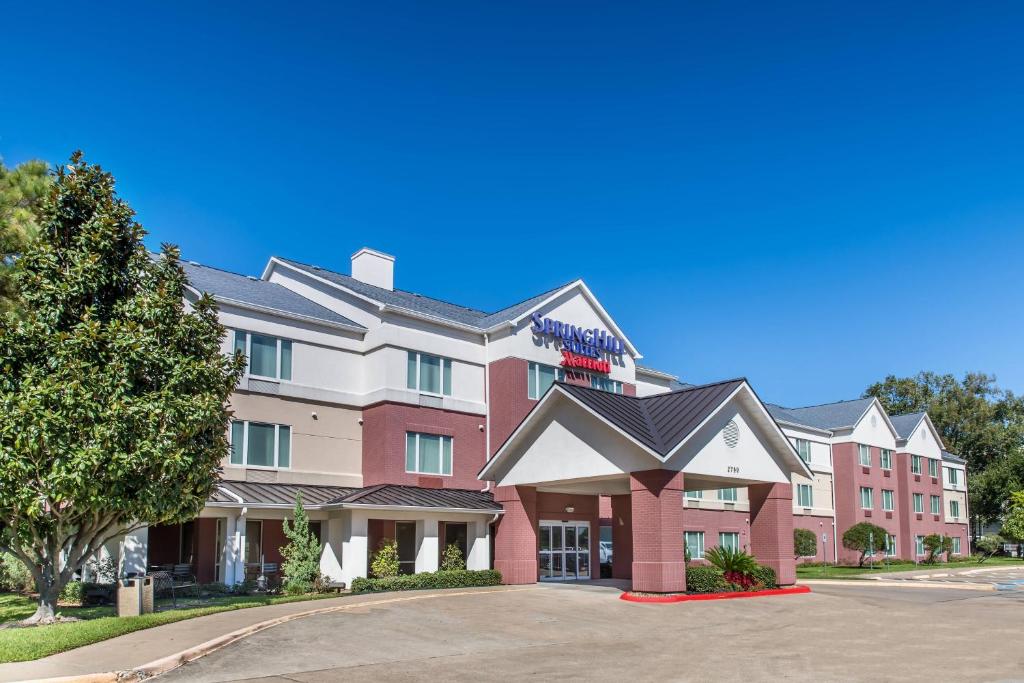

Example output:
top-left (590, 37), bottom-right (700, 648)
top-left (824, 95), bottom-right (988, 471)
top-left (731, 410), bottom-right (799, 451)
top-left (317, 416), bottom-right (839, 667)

top-left (3, 2), bottom-right (1023, 407)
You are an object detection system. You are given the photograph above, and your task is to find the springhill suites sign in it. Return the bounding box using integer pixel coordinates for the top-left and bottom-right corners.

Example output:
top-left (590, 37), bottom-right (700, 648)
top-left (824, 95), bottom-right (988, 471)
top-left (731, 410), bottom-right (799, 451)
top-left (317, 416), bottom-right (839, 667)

top-left (530, 312), bottom-right (624, 374)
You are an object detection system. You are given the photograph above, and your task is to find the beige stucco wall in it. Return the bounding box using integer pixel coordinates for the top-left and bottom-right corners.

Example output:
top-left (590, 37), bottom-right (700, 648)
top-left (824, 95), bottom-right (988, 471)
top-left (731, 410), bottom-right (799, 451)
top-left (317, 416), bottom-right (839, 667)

top-left (791, 472), bottom-right (835, 517)
top-left (944, 489), bottom-right (968, 523)
top-left (223, 391), bottom-right (363, 487)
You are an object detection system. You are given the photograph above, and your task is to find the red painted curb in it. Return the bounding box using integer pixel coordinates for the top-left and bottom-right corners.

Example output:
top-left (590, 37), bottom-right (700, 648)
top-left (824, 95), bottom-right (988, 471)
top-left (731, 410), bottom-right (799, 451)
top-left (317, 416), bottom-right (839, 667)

top-left (619, 585), bottom-right (811, 603)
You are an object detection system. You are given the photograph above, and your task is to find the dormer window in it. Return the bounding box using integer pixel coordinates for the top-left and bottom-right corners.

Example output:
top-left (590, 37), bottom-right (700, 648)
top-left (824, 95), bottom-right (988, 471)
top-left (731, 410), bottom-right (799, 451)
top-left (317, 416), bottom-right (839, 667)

top-left (233, 330), bottom-right (292, 381)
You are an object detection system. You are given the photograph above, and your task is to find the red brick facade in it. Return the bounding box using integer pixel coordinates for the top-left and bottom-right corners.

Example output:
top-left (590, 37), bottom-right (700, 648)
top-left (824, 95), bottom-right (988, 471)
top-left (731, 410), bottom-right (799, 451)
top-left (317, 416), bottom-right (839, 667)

top-left (630, 470), bottom-right (686, 593)
top-left (748, 482), bottom-right (796, 585)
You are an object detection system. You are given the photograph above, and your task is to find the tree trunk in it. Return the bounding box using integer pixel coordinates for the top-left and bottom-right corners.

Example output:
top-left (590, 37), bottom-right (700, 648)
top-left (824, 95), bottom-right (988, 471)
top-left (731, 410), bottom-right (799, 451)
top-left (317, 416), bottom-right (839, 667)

top-left (25, 583), bottom-right (61, 624)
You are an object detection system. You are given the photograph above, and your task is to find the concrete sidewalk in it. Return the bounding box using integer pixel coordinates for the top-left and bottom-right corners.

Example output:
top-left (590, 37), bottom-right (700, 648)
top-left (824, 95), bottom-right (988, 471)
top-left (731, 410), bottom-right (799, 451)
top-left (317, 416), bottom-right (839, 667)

top-left (0, 587), bottom-right (524, 683)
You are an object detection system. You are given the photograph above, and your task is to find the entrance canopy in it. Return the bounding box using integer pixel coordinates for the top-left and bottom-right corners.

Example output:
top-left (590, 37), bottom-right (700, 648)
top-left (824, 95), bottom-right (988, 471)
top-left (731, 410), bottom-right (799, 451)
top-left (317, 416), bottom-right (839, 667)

top-left (479, 379), bottom-right (812, 494)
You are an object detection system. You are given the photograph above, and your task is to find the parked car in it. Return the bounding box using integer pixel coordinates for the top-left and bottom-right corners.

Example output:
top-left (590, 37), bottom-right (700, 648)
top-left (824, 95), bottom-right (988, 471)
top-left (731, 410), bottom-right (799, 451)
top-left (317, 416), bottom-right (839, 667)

top-left (599, 540), bottom-right (613, 564)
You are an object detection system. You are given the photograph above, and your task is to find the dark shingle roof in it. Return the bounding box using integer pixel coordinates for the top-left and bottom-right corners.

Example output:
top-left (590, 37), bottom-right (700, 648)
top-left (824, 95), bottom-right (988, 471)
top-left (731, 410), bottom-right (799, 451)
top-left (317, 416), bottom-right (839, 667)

top-left (211, 481), bottom-right (359, 506)
top-left (275, 257), bottom-right (572, 330)
top-left (765, 397), bottom-right (875, 431)
top-left (942, 450), bottom-right (966, 465)
top-left (332, 485), bottom-right (502, 512)
top-left (890, 412), bottom-right (926, 439)
top-left (557, 379), bottom-right (746, 456)
top-left (182, 261), bottom-right (364, 329)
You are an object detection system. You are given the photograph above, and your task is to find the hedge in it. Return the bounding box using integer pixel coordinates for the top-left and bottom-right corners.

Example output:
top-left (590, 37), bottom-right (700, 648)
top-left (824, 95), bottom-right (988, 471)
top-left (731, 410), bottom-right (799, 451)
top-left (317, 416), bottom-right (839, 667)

top-left (750, 564), bottom-right (777, 589)
top-left (685, 566), bottom-right (730, 593)
top-left (351, 569), bottom-right (503, 594)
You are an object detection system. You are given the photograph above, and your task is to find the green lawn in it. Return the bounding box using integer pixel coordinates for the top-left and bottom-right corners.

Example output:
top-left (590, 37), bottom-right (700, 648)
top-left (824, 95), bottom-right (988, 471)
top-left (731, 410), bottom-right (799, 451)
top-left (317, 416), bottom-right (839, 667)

top-left (0, 591), bottom-right (343, 664)
top-left (796, 555), bottom-right (1022, 580)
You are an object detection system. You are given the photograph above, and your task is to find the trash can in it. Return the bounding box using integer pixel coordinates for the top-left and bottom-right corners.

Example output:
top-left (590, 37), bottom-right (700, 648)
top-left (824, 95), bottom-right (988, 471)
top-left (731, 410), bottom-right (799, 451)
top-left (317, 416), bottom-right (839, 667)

top-left (117, 577), bottom-right (155, 617)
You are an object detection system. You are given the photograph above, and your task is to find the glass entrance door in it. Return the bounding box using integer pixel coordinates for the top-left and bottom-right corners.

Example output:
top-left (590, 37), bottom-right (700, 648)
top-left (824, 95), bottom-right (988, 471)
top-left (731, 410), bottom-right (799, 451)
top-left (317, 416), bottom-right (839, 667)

top-left (539, 521), bottom-right (590, 581)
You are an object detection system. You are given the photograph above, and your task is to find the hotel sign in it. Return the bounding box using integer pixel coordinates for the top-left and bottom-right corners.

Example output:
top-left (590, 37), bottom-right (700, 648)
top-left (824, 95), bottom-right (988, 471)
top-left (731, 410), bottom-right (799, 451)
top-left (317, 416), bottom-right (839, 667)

top-left (530, 312), bottom-right (624, 374)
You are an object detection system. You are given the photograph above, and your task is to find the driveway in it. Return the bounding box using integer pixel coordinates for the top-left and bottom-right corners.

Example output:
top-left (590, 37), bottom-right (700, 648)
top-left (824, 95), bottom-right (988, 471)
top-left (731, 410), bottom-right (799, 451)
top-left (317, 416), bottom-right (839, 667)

top-left (162, 581), bottom-right (1024, 683)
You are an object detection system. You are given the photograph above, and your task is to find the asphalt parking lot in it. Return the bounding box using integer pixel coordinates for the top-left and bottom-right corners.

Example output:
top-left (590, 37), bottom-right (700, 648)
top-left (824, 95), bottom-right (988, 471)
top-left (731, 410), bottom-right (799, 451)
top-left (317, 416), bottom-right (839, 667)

top-left (161, 580), bottom-right (1024, 683)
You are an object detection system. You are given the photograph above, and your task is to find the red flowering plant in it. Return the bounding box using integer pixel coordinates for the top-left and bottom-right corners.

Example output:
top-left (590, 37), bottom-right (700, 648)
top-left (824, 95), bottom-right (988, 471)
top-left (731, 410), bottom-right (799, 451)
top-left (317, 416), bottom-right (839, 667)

top-left (705, 546), bottom-right (760, 591)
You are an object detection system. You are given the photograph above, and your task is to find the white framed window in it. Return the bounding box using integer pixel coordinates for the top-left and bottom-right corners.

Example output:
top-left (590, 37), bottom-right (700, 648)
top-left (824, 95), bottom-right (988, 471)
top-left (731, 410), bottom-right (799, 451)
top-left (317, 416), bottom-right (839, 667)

top-left (911, 455), bottom-right (922, 475)
top-left (405, 432), bottom-right (453, 476)
top-left (860, 486), bottom-right (873, 510)
top-left (795, 439), bottom-right (811, 464)
top-left (881, 489), bottom-right (894, 512)
top-left (880, 449), bottom-right (892, 470)
top-left (797, 484), bottom-right (813, 508)
top-left (858, 444), bottom-right (871, 467)
top-left (951, 537), bottom-right (961, 554)
top-left (885, 534), bottom-right (897, 557)
top-left (719, 532), bottom-right (739, 552)
top-left (950, 500), bottom-right (960, 518)
top-left (590, 376), bottom-right (623, 394)
top-left (407, 351), bottom-right (452, 396)
top-left (685, 531), bottom-right (705, 560)
top-left (913, 493), bottom-right (924, 513)
top-left (915, 535), bottom-right (925, 557)
top-left (930, 495), bottom-right (941, 515)
top-left (718, 488), bottom-right (738, 502)
top-left (928, 458), bottom-right (939, 478)
top-left (947, 468), bottom-right (959, 486)
top-left (685, 490), bottom-right (703, 500)
top-left (233, 330), bottom-right (292, 381)
top-left (230, 421), bottom-right (291, 469)
top-left (527, 362), bottom-right (564, 400)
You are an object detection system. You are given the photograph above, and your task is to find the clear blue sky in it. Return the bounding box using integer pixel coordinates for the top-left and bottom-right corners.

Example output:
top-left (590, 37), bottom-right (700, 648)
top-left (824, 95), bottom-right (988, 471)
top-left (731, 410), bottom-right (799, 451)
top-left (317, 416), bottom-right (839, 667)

top-left (3, 2), bottom-right (1022, 407)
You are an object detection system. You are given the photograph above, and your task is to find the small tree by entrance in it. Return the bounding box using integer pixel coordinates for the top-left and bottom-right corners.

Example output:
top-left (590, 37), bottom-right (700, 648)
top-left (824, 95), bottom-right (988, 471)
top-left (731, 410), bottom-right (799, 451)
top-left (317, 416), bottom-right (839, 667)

top-left (842, 522), bottom-right (889, 567)
top-left (371, 540), bottom-right (400, 578)
top-left (441, 543), bottom-right (465, 571)
top-left (281, 493), bottom-right (322, 591)
top-left (794, 528), bottom-right (817, 559)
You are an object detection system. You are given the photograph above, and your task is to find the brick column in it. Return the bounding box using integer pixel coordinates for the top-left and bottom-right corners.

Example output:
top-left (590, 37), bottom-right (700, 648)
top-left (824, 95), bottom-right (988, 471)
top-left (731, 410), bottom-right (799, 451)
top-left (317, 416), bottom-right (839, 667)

top-left (493, 485), bottom-right (538, 584)
top-left (610, 494), bottom-right (633, 579)
top-left (630, 470), bottom-right (686, 593)
top-left (749, 482), bottom-right (796, 586)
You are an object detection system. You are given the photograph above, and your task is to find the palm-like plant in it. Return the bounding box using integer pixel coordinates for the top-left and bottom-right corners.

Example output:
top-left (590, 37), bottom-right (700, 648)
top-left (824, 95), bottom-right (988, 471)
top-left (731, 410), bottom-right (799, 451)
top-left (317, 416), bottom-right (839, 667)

top-left (704, 546), bottom-right (759, 589)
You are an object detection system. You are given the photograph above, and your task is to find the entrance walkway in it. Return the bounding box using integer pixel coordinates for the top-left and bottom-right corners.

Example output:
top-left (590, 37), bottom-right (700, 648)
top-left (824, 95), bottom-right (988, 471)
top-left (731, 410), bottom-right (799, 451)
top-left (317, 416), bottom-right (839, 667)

top-left (539, 578), bottom-right (631, 592)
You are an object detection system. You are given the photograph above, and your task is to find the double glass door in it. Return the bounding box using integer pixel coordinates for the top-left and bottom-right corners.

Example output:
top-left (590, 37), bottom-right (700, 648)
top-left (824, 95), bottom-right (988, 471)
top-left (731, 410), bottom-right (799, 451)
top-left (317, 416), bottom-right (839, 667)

top-left (539, 521), bottom-right (590, 580)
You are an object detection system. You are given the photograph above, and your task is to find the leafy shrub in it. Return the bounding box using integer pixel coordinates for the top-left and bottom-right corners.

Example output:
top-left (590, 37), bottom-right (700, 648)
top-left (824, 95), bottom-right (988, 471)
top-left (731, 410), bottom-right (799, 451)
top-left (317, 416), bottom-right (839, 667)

top-left (794, 528), bottom-right (817, 558)
top-left (83, 556), bottom-right (118, 584)
top-left (313, 573), bottom-right (337, 594)
top-left (750, 564), bottom-right (777, 589)
top-left (0, 553), bottom-right (33, 593)
top-left (441, 543), bottom-right (465, 571)
top-left (842, 522), bottom-right (890, 566)
top-left (371, 539), bottom-right (401, 578)
top-left (351, 569), bottom-right (502, 594)
top-left (685, 566), bottom-right (730, 593)
top-left (705, 546), bottom-right (759, 588)
top-left (232, 578), bottom-right (258, 596)
top-left (923, 534), bottom-right (953, 563)
top-left (283, 579), bottom-right (311, 596)
top-left (201, 582), bottom-right (232, 596)
top-left (976, 535), bottom-right (1003, 562)
top-left (281, 493), bottom-right (323, 586)
top-left (59, 580), bottom-right (85, 605)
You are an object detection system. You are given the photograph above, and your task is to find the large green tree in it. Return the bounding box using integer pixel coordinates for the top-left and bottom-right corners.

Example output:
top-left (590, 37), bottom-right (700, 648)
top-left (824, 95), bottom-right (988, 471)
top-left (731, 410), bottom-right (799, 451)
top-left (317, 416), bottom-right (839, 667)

top-left (0, 158), bottom-right (51, 313)
top-left (0, 152), bottom-right (245, 622)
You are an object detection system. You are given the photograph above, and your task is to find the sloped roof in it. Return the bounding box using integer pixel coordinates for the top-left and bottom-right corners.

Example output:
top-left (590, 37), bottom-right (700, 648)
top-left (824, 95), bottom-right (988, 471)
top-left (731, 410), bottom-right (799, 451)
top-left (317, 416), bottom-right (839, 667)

top-left (332, 484), bottom-right (503, 511)
top-left (557, 379), bottom-right (745, 456)
top-left (942, 450), bottom-right (966, 465)
top-left (890, 412), bottom-right (926, 439)
top-left (275, 257), bottom-right (571, 330)
top-left (766, 397), bottom-right (875, 431)
top-left (211, 481), bottom-right (358, 507)
top-left (182, 261), bottom-right (364, 329)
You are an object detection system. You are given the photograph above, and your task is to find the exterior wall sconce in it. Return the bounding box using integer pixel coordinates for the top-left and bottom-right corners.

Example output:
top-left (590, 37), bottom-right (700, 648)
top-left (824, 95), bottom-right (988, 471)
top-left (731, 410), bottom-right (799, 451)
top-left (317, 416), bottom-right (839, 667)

top-left (564, 505), bottom-right (575, 514)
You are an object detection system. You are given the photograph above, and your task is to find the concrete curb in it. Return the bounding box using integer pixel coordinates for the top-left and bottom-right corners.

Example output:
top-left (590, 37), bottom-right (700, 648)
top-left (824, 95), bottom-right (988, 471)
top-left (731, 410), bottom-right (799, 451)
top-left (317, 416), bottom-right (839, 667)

top-left (21, 586), bottom-right (537, 683)
top-left (799, 579), bottom-right (995, 591)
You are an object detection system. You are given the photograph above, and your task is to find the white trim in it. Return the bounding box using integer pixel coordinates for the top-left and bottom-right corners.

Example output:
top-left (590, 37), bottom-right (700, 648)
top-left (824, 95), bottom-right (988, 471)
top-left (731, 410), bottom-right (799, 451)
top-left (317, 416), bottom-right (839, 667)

top-left (635, 366), bottom-right (678, 381)
top-left (338, 503), bottom-right (504, 514)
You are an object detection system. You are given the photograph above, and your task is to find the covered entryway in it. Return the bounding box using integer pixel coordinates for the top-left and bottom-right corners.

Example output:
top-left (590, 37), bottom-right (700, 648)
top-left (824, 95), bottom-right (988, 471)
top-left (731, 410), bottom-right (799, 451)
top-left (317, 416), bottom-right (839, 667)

top-left (480, 380), bottom-right (813, 592)
top-left (539, 521), bottom-right (591, 580)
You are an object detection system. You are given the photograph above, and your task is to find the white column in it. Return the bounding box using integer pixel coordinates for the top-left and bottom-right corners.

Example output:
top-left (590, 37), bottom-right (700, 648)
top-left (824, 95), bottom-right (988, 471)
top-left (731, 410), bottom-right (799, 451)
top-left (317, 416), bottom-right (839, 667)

top-left (467, 519), bottom-right (490, 570)
top-left (222, 515), bottom-right (237, 585)
top-left (341, 511), bottom-right (368, 586)
top-left (233, 509), bottom-right (247, 585)
top-left (319, 516), bottom-right (344, 583)
top-left (417, 519), bottom-right (439, 573)
top-left (122, 527), bottom-right (149, 577)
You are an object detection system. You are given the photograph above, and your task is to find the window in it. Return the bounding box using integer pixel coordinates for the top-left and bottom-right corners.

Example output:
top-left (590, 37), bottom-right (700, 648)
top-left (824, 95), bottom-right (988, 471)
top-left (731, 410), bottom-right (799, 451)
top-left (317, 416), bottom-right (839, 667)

top-left (951, 537), bottom-right (961, 554)
top-left (858, 444), bottom-right (871, 467)
top-left (795, 439), bottom-right (811, 464)
top-left (230, 421), bottom-right (291, 468)
top-left (915, 535), bottom-right (925, 557)
top-left (527, 362), bottom-right (564, 399)
top-left (719, 532), bottom-right (740, 552)
top-left (407, 352), bottom-right (452, 396)
top-left (947, 468), bottom-right (959, 486)
top-left (685, 490), bottom-right (703, 500)
top-left (797, 484), bottom-right (814, 508)
top-left (928, 458), bottom-right (939, 478)
top-left (911, 455), bottom-right (922, 475)
top-left (405, 432), bottom-right (453, 476)
top-left (590, 376), bottom-right (623, 394)
top-left (930, 495), bottom-right (941, 515)
top-left (233, 331), bottom-right (292, 381)
top-left (881, 489), bottom-right (894, 512)
top-left (912, 493), bottom-right (923, 513)
top-left (880, 449), bottom-right (892, 470)
top-left (885, 534), bottom-right (897, 557)
top-left (950, 500), bottom-right (960, 519)
top-left (718, 488), bottom-right (738, 502)
top-left (685, 531), bottom-right (705, 560)
top-left (859, 487), bottom-right (873, 509)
